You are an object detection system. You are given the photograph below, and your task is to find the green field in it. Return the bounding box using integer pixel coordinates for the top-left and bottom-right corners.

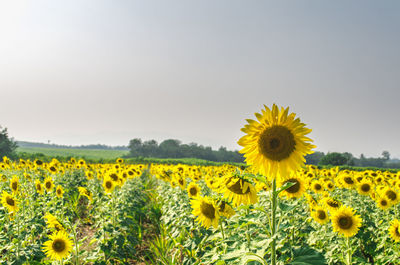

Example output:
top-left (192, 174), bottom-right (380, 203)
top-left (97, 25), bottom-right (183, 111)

top-left (17, 146), bottom-right (128, 160)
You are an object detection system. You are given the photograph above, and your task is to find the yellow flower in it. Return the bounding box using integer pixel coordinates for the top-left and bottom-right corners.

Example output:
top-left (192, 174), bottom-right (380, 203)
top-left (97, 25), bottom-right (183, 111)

top-left (220, 176), bottom-right (258, 206)
top-left (311, 206), bottom-right (329, 225)
top-left (389, 219), bottom-right (400, 242)
top-left (187, 182), bottom-right (201, 198)
top-left (321, 197), bottom-right (341, 212)
top-left (1, 191), bottom-right (18, 213)
top-left (376, 197), bottom-right (391, 210)
top-left (103, 177), bottom-right (115, 194)
top-left (116, 158), bottom-right (124, 164)
top-left (382, 187), bottom-right (399, 206)
top-left (279, 174), bottom-right (306, 199)
top-left (56, 185), bottom-right (64, 198)
top-left (44, 177), bottom-right (54, 192)
top-left (44, 213), bottom-right (64, 231)
top-left (35, 180), bottom-right (44, 195)
top-left (238, 104), bottom-right (315, 179)
top-left (331, 206), bottom-right (362, 237)
top-left (357, 180), bottom-right (373, 196)
top-left (191, 196), bottom-right (219, 229)
top-left (311, 180), bottom-right (324, 194)
top-left (78, 187), bottom-right (93, 201)
top-left (42, 230), bottom-right (73, 261)
top-left (218, 201), bottom-right (235, 219)
top-left (10, 175), bottom-right (19, 194)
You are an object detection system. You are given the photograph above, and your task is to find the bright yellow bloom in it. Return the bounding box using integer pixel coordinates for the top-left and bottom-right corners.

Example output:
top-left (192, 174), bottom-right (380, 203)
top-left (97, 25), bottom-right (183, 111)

top-left (1, 191), bottom-right (18, 213)
top-left (187, 182), bottom-right (201, 198)
top-left (331, 206), bottom-right (362, 237)
top-left (191, 196), bottom-right (219, 229)
top-left (311, 206), bottom-right (329, 225)
top-left (42, 230), bottom-right (73, 261)
top-left (389, 219), bottom-right (400, 242)
top-left (238, 104), bottom-right (315, 179)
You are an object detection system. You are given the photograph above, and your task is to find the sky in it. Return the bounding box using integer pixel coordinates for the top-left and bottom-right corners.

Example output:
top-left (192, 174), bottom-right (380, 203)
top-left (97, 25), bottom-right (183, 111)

top-left (1, 0), bottom-right (400, 158)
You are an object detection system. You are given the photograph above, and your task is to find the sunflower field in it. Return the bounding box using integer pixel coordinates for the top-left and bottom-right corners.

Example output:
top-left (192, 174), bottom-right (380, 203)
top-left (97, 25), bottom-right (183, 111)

top-left (1, 104), bottom-right (400, 264)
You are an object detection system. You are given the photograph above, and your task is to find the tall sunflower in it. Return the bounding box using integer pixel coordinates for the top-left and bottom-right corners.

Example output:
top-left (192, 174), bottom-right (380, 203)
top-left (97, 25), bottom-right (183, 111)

top-left (191, 196), bottom-right (219, 229)
top-left (238, 104), bottom-right (315, 179)
top-left (331, 206), bottom-right (362, 237)
top-left (42, 230), bottom-right (73, 261)
top-left (44, 177), bottom-right (54, 192)
top-left (10, 175), bottom-right (19, 194)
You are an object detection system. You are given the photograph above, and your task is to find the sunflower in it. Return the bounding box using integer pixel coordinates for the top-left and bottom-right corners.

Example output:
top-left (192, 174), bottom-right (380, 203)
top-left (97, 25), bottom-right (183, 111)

top-left (311, 180), bottom-right (324, 194)
top-left (103, 177), bottom-right (115, 194)
top-left (44, 213), bottom-right (64, 231)
top-left (1, 191), bottom-right (18, 213)
top-left (44, 177), bottom-right (54, 192)
top-left (218, 201), bottom-right (236, 219)
top-left (42, 230), bottom-right (73, 261)
top-left (56, 185), bottom-right (64, 198)
top-left (10, 175), bottom-right (19, 194)
top-left (331, 206), bottom-right (362, 237)
top-left (357, 180), bottom-right (373, 196)
top-left (382, 187), bottom-right (399, 205)
top-left (389, 219), bottom-right (400, 242)
top-left (78, 187), bottom-right (93, 201)
top-left (376, 197), bottom-right (391, 210)
top-left (311, 206), bottom-right (329, 225)
top-left (321, 197), bottom-right (341, 212)
top-left (221, 176), bottom-right (258, 206)
top-left (116, 158), bottom-right (124, 164)
top-left (324, 180), bottom-right (335, 192)
top-left (191, 196), bottom-right (219, 229)
top-left (279, 174), bottom-right (306, 199)
top-left (238, 104), bottom-right (315, 179)
top-left (340, 173), bottom-right (356, 189)
top-left (187, 182), bottom-right (201, 198)
top-left (35, 180), bottom-right (44, 195)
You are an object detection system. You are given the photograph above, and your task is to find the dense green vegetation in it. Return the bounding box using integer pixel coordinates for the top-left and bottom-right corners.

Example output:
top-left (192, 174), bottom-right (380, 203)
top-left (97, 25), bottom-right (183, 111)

top-left (128, 138), bottom-right (244, 163)
top-left (0, 126), bottom-right (18, 159)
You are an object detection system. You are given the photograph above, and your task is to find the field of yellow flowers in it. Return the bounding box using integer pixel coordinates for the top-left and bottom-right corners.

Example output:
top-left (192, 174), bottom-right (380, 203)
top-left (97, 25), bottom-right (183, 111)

top-left (1, 105), bottom-right (400, 264)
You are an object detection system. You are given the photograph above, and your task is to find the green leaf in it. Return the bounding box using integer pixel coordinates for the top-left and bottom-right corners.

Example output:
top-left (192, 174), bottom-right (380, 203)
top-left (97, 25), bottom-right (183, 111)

top-left (240, 252), bottom-right (267, 265)
top-left (288, 247), bottom-right (327, 265)
top-left (276, 181), bottom-right (295, 194)
top-left (278, 201), bottom-right (296, 212)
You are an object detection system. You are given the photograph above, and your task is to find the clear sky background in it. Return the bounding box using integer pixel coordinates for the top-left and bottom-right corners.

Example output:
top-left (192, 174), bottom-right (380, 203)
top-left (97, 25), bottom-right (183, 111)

top-left (1, 1), bottom-right (399, 158)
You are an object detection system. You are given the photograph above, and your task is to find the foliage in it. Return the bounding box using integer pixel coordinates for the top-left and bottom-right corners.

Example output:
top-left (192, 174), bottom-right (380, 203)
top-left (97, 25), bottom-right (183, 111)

top-left (128, 138), bottom-right (244, 163)
top-left (0, 126), bottom-right (18, 159)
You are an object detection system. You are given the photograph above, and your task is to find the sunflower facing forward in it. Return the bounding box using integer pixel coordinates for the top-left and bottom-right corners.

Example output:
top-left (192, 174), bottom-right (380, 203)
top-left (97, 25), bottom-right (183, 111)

top-left (42, 230), bottom-right (73, 261)
top-left (331, 206), bottom-right (362, 237)
top-left (1, 191), bottom-right (18, 213)
top-left (191, 196), bottom-right (219, 229)
top-left (238, 104), bottom-right (315, 179)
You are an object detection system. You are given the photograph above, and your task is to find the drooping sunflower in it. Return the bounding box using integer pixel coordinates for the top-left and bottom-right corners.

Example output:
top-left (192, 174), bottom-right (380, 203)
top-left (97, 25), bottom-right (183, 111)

top-left (1, 191), bottom-right (18, 213)
top-left (55, 185), bottom-right (64, 198)
top-left (191, 196), bottom-right (219, 229)
top-left (10, 175), bottom-right (19, 194)
top-left (44, 213), bottom-right (64, 231)
top-left (42, 230), bottom-right (73, 261)
top-left (389, 219), bottom-right (400, 242)
top-left (187, 182), bottom-right (201, 198)
top-left (238, 104), bottom-right (315, 179)
top-left (311, 206), bottom-right (329, 225)
top-left (331, 206), bottom-right (362, 237)
top-left (78, 187), bottom-right (93, 201)
top-left (220, 176), bottom-right (258, 206)
top-left (321, 197), bottom-right (341, 212)
top-left (218, 200), bottom-right (235, 219)
top-left (44, 177), bottom-right (54, 192)
top-left (279, 174), bottom-right (306, 199)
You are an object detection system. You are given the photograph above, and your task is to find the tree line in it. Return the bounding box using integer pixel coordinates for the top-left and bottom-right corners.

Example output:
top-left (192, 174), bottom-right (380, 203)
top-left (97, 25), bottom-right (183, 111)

top-left (128, 138), bottom-right (244, 163)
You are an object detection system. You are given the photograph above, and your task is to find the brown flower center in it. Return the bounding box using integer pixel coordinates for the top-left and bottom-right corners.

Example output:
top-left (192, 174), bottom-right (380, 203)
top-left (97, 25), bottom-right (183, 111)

top-left (227, 179), bottom-right (250, 195)
top-left (361, 184), bottom-right (371, 192)
top-left (52, 239), bottom-right (66, 252)
top-left (344, 177), bottom-right (354, 185)
top-left (386, 190), bottom-right (397, 201)
top-left (6, 197), bottom-right (15, 206)
top-left (284, 179), bottom-right (300, 193)
top-left (200, 201), bottom-right (215, 219)
top-left (258, 125), bottom-right (296, 161)
top-left (338, 216), bottom-right (353, 229)
top-left (317, 210), bottom-right (326, 220)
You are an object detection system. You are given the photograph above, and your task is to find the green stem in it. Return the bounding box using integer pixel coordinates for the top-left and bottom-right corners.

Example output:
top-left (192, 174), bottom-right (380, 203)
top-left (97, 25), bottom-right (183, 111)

top-left (220, 219), bottom-right (225, 240)
top-left (16, 211), bottom-right (20, 261)
top-left (246, 208), bottom-right (251, 249)
top-left (346, 237), bottom-right (352, 265)
top-left (271, 178), bottom-right (277, 265)
top-left (73, 224), bottom-right (79, 265)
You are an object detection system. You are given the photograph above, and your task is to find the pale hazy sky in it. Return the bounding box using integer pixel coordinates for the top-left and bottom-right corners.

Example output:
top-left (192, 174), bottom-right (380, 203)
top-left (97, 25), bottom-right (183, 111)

top-left (1, 1), bottom-right (400, 158)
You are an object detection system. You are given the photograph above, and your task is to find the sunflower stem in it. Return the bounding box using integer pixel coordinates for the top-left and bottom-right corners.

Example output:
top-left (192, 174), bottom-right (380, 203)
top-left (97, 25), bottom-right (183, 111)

top-left (16, 210), bottom-right (20, 262)
top-left (346, 237), bottom-right (352, 265)
top-left (220, 219), bottom-right (225, 240)
top-left (246, 208), bottom-right (251, 249)
top-left (271, 178), bottom-right (277, 265)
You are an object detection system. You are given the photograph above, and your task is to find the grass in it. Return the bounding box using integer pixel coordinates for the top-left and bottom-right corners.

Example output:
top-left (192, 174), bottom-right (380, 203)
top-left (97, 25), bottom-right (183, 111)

top-left (17, 146), bottom-right (128, 160)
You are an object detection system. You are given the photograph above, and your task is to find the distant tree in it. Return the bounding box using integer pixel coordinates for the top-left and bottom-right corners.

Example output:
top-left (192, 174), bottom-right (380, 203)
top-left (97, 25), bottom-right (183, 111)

top-left (0, 126), bottom-right (18, 159)
top-left (319, 152), bottom-right (349, 166)
top-left (128, 138), bottom-right (143, 157)
top-left (382, 150), bottom-right (390, 161)
top-left (305, 151), bottom-right (325, 165)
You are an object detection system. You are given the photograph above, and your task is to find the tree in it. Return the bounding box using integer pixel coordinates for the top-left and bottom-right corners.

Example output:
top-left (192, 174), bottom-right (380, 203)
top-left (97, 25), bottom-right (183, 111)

top-left (319, 152), bottom-right (349, 166)
top-left (382, 150), bottom-right (390, 161)
top-left (128, 138), bottom-right (143, 157)
top-left (0, 126), bottom-right (18, 159)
